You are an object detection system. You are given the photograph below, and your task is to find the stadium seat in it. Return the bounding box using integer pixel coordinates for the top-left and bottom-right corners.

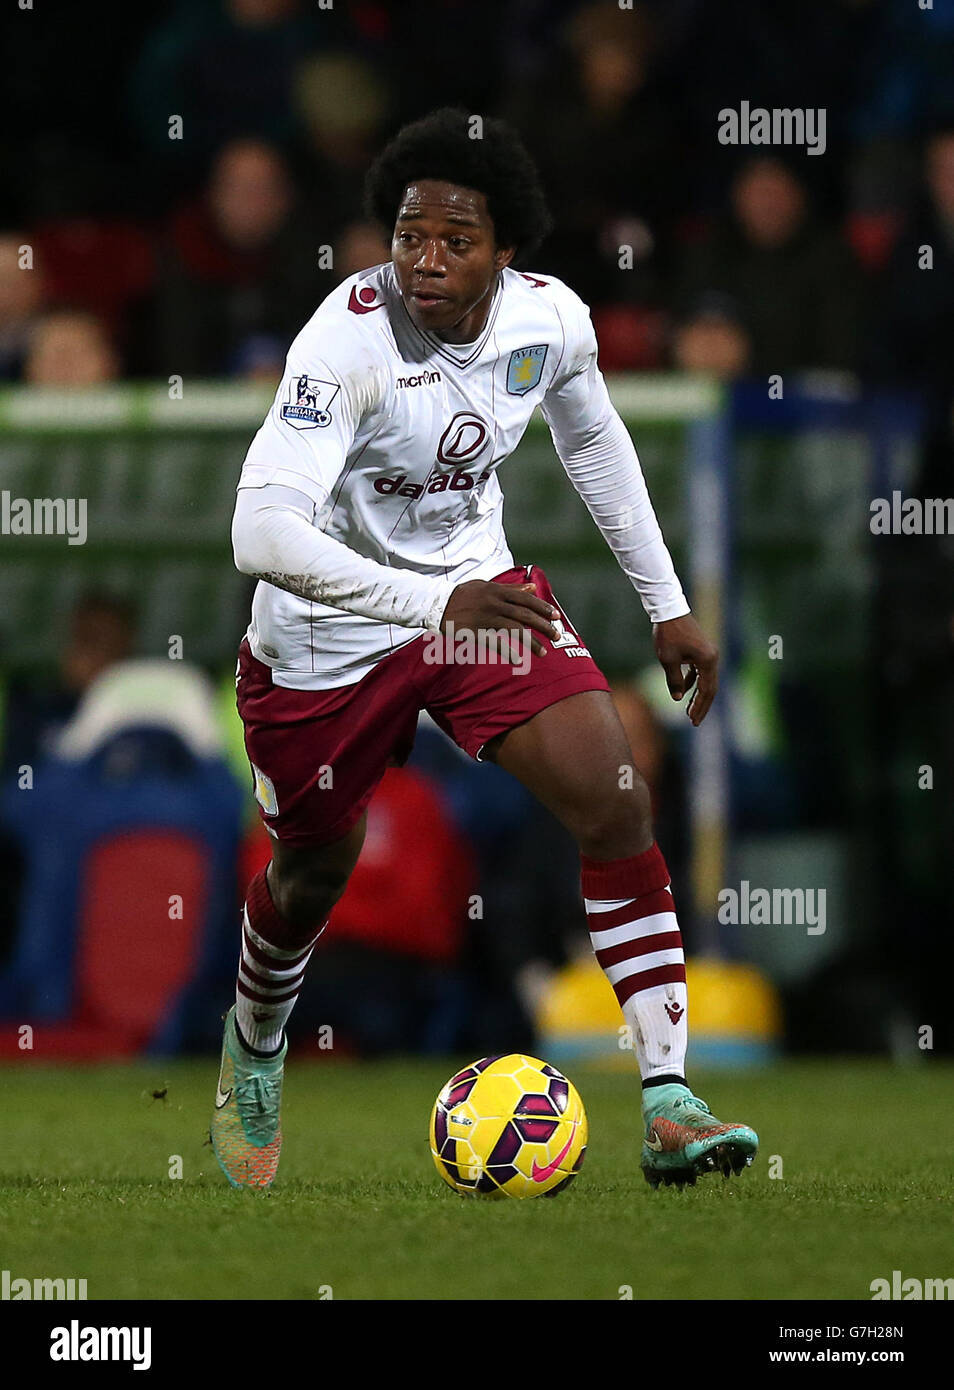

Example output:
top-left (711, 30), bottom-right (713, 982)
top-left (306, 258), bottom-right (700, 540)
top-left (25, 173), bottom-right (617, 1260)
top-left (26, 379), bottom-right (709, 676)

top-left (32, 218), bottom-right (155, 329)
top-left (591, 305), bottom-right (667, 371)
top-left (0, 726), bottom-right (243, 1058)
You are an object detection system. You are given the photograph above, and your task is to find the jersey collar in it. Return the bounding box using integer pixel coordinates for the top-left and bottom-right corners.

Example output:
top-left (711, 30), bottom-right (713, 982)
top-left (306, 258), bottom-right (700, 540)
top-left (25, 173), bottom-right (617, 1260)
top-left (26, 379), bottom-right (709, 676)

top-left (393, 268), bottom-right (503, 369)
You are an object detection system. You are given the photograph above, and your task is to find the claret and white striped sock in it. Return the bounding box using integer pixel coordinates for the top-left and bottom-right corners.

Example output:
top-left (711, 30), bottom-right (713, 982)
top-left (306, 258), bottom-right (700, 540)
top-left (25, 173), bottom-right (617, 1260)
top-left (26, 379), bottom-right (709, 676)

top-left (234, 867), bottom-right (327, 1057)
top-left (581, 843), bottom-right (688, 1091)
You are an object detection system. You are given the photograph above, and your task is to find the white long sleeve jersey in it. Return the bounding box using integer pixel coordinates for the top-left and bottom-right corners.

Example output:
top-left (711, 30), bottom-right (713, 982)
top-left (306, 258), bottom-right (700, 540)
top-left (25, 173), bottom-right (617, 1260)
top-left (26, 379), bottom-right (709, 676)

top-left (233, 261), bottom-right (689, 690)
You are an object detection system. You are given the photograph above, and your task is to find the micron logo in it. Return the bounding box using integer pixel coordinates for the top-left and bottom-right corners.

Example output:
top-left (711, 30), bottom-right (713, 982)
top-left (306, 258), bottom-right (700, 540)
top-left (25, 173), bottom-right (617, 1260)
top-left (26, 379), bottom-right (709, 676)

top-left (396, 370), bottom-right (442, 388)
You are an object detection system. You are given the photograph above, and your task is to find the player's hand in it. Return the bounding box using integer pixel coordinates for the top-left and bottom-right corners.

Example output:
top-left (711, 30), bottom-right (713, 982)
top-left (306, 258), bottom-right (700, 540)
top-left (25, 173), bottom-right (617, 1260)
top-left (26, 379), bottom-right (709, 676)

top-left (440, 580), bottom-right (560, 658)
top-left (653, 614), bottom-right (719, 726)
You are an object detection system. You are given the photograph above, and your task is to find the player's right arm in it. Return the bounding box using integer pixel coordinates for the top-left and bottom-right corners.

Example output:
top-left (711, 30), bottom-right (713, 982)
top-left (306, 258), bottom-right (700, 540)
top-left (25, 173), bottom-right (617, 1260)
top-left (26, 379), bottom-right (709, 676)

top-left (233, 481), bottom-right (455, 628)
top-left (233, 337), bottom-right (557, 647)
top-left (232, 340), bottom-right (453, 628)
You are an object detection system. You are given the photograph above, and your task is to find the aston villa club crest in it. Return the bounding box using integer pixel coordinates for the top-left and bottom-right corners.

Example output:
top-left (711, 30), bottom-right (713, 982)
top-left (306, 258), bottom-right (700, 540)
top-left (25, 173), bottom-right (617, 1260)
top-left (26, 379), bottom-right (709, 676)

top-left (506, 344), bottom-right (547, 395)
top-left (250, 763), bottom-right (279, 816)
top-left (280, 374), bottom-right (339, 429)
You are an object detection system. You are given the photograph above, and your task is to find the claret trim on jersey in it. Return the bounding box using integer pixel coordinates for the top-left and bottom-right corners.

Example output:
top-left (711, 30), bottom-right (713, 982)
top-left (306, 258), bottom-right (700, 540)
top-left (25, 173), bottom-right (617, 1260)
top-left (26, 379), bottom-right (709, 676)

top-left (347, 283), bottom-right (386, 314)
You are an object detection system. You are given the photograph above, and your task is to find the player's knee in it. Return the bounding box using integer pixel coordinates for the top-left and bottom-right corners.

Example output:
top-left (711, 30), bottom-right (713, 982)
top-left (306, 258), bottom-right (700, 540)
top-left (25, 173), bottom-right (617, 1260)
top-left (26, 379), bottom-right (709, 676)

top-left (572, 784), bottom-right (654, 860)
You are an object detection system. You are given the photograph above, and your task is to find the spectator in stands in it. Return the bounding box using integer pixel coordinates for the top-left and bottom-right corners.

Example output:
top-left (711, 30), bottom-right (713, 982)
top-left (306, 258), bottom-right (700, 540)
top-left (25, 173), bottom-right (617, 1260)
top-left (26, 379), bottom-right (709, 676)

top-left (23, 309), bottom-right (119, 385)
top-left (131, 0), bottom-right (321, 171)
top-left (871, 127), bottom-right (954, 497)
top-left (678, 156), bottom-right (862, 375)
top-left (671, 293), bottom-right (752, 381)
top-left (293, 52), bottom-right (391, 239)
top-left (849, 1), bottom-right (954, 151)
top-left (0, 233), bottom-right (45, 381)
top-left (876, 129), bottom-right (954, 405)
top-left (29, 220), bottom-right (155, 368)
top-left (151, 138), bottom-right (326, 377)
top-left (334, 220), bottom-right (391, 282)
top-left (0, 592), bottom-right (137, 965)
top-left (1, 592), bottom-right (137, 781)
top-left (506, 1), bottom-right (678, 307)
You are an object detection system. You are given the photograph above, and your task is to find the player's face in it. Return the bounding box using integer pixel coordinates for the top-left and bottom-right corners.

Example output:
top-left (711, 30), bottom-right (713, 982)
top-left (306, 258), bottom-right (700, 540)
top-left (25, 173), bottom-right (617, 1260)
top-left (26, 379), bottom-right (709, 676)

top-left (392, 180), bottom-right (515, 344)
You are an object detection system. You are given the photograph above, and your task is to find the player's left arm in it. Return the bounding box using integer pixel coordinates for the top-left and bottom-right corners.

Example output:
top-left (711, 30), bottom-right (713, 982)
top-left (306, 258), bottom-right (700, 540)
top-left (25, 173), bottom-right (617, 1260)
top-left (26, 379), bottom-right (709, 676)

top-left (540, 297), bottom-right (718, 726)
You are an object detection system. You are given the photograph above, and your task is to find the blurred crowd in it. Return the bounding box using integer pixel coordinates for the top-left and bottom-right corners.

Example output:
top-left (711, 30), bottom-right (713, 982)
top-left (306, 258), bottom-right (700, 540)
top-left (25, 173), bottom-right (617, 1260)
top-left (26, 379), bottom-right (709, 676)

top-left (0, 0), bottom-right (953, 401)
top-left (1, 0), bottom-right (951, 1057)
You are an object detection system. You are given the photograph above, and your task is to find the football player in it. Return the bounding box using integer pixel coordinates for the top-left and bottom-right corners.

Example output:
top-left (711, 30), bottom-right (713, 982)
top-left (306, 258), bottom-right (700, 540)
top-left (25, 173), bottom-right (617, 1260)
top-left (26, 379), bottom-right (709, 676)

top-left (213, 108), bottom-right (757, 1190)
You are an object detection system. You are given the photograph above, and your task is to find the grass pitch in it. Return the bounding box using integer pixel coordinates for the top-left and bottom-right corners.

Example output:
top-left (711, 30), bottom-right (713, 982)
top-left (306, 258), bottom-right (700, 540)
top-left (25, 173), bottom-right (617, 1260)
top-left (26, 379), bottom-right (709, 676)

top-left (1, 1058), bottom-right (950, 1300)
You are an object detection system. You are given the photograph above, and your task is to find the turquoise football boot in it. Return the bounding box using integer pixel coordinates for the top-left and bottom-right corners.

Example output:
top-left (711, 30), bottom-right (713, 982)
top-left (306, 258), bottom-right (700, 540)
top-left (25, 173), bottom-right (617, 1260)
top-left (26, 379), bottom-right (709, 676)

top-left (641, 1083), bottom-right (758, 1188)
top-left (210, 1006), bottom-right (287, 1189)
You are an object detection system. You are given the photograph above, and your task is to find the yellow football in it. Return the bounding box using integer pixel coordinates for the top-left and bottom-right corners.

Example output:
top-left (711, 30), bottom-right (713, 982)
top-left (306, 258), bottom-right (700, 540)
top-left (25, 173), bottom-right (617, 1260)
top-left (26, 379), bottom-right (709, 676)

top-left (429, 1054), bottom-right (588, 1198)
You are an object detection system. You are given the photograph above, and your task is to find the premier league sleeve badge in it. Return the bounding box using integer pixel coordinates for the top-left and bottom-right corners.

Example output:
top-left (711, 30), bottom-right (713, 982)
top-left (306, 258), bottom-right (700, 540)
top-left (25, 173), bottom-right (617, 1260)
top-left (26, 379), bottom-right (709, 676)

top-left (280, 374), bottom-right (341, 429)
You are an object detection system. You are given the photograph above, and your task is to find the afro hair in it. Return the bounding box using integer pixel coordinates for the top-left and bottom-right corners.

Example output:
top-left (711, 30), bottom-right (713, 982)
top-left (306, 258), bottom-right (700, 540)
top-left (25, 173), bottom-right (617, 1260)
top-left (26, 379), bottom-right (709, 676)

top-left (364, 107), bottom-right (552, 262)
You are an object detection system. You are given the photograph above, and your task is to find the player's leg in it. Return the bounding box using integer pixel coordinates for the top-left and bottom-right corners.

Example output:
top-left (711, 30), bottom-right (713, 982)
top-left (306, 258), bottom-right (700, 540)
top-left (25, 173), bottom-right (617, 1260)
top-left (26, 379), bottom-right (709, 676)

top-left (481, 691), bottom-right (683, 1087)
top-left (483, 690), bottom-right (758, 1186)
top-left (237, 818), bottom-right (368, 1054)
top-left (211, 817), bottom-right (367, 1189)
top-left (212, 633), bottom-right (421, 1188)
